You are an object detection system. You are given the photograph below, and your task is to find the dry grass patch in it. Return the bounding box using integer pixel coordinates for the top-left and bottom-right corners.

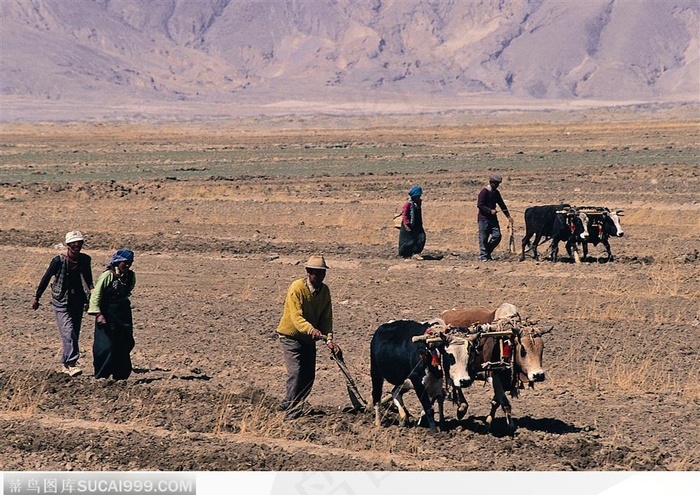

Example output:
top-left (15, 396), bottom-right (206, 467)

top-left (1, 370), bottom-right (51, 418)
top-left (567, 335), bottom-right (699, 397)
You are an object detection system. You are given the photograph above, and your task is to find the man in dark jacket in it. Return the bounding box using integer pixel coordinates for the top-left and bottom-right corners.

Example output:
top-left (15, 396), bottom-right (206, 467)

top-left (477, 175), bottom-right (513, 261)
top-left (32, 231), bottom-right (93, 376)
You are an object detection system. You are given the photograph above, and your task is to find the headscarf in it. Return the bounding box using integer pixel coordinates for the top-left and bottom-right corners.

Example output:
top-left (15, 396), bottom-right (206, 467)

top-left (107, 248), bottom-right (134, 270)
top-left (408, 185), bottom-right (422, 198)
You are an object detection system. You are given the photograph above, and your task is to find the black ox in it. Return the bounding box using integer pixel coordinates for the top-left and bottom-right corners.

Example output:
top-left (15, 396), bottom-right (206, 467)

top-left (520, 204), bottom-right (589, 262)
top-left (370, 319), bottom-right (475, 432)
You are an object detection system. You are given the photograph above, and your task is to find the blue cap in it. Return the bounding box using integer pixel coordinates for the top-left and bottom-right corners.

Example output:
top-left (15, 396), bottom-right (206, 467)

top-left (408, 186), bottom-right (422, 197)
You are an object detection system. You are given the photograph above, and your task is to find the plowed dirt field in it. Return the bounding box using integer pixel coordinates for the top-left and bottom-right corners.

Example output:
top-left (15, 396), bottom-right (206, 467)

top-left (1, 115), bottom-right (698, 471)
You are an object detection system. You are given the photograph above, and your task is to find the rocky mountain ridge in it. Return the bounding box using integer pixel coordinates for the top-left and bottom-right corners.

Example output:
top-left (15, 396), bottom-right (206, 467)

top-left (1, 0), bottom-right (698, 121)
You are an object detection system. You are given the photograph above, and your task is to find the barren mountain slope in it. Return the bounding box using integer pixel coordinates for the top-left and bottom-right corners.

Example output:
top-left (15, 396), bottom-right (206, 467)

top-left (1, 0), bottom-right (697, 121)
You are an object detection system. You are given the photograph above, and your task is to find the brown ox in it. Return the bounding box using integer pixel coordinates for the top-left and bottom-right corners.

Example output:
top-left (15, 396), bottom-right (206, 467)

top-left (440, 303), bottom-right (518, 419)
top-left (441, 302), bottom-right (519, 328)
top-left (441, 303), bottom-right (551, 432)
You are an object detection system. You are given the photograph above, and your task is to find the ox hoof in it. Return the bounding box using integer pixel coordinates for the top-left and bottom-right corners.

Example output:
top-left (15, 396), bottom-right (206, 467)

top-left (457, 404), bottom-right (468, 420)
top-left (485, 415), bottom-right (493, 426)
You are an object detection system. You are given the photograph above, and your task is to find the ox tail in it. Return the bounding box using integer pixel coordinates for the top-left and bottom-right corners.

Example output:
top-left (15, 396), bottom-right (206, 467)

top-left (369, 354), bottom-right (382, 405)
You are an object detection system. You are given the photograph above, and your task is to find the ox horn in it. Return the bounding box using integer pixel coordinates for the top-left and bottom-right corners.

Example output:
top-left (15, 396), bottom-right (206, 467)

top-left (536, 325), bottom-right (554, 336)
top-left (616, 209), bottom-right (624, 215)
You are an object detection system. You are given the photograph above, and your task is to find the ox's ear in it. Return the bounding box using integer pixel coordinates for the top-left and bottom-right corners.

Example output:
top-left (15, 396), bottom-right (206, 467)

top-left (616, 209), bottom-right (624, 216)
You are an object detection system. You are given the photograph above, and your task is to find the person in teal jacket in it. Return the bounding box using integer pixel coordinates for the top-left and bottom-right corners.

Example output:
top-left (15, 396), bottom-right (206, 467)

top-left (88, 249), bottom-right (136, 380)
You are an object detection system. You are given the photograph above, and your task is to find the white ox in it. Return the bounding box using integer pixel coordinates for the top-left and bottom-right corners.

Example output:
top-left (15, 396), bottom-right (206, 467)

top-left (441, 303), bottom-right (550, 432)
top-left (578, 207), bottom-right (625, 261)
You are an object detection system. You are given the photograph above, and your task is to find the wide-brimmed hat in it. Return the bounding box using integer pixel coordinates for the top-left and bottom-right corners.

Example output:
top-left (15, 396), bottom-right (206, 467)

top-left (488, 174), bottom-right (502, 183)
top-left (65, 231), bottom-right (85, 244)
top-left (305, 254), bottom-right (329, 270)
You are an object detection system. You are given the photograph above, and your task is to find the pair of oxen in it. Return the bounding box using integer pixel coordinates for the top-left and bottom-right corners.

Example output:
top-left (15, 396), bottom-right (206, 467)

top-left (370, 303), bottom-right (551, 433)
top-left (520, 205), bottom-right (624, 263)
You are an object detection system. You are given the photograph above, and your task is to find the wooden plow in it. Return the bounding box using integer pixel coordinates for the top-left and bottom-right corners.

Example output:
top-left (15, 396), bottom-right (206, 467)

top-left (322, 336), bottom-right (368, 412)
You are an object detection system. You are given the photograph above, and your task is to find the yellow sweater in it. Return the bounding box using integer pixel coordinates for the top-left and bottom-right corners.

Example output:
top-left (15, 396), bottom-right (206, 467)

top-left (277, 278), bottom-right (333, 343)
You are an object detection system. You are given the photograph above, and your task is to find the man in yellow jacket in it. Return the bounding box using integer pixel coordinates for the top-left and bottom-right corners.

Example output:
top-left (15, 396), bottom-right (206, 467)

top-left (277, 254), bottom-right (340, 419)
